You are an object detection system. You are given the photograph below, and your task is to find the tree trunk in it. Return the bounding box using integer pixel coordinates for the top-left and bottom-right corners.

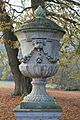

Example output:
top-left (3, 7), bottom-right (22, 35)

top-left (3, 31), bottom-right (32, 96)
top-left (4, 39), bottom-right (21, 95)
top-left (4, 33), bottom-right (32, 96)
top-left (0, 0), bottom-right (45, 96)
top-left (0, 0), bottom-right (32, 96)
top-left (31, 0), bottom-right (45, 11)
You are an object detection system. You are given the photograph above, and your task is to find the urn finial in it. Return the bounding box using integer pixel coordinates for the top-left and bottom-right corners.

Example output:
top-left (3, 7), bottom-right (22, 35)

top-left (34, 6), bottom-right (46, 18)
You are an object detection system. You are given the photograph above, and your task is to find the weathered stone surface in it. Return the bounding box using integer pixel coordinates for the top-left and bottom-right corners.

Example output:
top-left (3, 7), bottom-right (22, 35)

top-left (14, 107), bottom-right (62, 120)
top-left (15, 6), bottom-right (64, 110)
top-left (14, 6), bottom-right (65, 120)
top-left (19, 78), bottom-right (61, 110)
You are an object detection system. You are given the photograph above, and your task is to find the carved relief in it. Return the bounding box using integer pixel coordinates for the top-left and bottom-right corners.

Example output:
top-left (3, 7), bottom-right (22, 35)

top-left (18, 38), bottom-right (60, 64)
top-left (19, 63), bottom-right (58, 78)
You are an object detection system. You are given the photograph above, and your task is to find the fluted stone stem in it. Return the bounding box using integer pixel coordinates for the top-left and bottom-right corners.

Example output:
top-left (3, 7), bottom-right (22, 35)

top-left (20, 78), bottom-right (61, 110)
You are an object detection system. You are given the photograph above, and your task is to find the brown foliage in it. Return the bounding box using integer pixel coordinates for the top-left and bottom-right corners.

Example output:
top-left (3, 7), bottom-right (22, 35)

top-left (0, 88), bottom-right (22, 120)
top-left (48, 89), bottom-right (80, 120)
top-left (0, 88), bottom-right (80, 120)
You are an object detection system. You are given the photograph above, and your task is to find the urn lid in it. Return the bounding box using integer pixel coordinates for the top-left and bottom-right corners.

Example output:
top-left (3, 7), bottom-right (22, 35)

top-left (17, 6), bottom-right (65, 33)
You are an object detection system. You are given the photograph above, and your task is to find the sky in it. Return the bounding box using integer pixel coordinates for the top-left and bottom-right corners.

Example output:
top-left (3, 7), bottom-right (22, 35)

top-left (9, 0), bottom-right (31, 8)
top-left (9, 0), bottom-right (80, 13)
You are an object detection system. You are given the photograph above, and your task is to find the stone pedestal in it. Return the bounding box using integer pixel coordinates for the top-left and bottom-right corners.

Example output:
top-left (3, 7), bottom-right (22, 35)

top-left (19, 78), bottom-right (60, 110)
top-left (14, 6), bottom-right (65, 120)
top-left (14, 106), bottom-right (62, 120)
top-left (14, 78), bottom-right (62, 120)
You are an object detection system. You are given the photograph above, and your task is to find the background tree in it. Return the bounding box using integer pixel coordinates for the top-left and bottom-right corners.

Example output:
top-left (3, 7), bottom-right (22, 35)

top-left (0, 0), bottom-right (32, 95)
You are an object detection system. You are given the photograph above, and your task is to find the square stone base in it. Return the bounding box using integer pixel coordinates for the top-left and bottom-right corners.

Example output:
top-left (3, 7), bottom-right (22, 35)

top-left (14, 106), bottom-right (62, 120)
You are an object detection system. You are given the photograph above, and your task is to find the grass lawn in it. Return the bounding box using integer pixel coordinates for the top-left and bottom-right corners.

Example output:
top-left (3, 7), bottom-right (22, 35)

top-left (0, 81), bottom-right (15, 88)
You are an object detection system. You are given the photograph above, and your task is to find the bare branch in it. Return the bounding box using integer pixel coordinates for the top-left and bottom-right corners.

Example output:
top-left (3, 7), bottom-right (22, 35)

top-left (46, 0), bottom-right (80, 17)
top-left (47, 11), bottom-right (79, 25)
top-left (65, 0), bottom-right (80, 6)
top-left (46, 0), bottom-right (80, 6)
top-left (12, 7), bottom-right (32, 14)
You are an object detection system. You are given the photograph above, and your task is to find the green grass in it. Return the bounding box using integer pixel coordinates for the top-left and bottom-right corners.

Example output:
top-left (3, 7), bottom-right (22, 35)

top-left (46, 83), bottom-right (58, 88)
top-left (0, 81), bottom-right (14, 88)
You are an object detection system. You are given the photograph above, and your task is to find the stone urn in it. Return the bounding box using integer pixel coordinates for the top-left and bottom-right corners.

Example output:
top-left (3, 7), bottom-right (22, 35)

top-left (15, 6), bottom-right (65, 111)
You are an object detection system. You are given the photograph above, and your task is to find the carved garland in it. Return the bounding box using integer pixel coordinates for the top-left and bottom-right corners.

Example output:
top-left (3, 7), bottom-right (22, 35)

top-left (18, 40), bottom-right (59, 64)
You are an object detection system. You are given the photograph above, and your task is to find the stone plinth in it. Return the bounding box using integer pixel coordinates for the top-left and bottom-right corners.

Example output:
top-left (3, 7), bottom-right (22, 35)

top-left (14, 6), bottom-right (65, 120)
top-left (14, 106), bottom-right (62, 120)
